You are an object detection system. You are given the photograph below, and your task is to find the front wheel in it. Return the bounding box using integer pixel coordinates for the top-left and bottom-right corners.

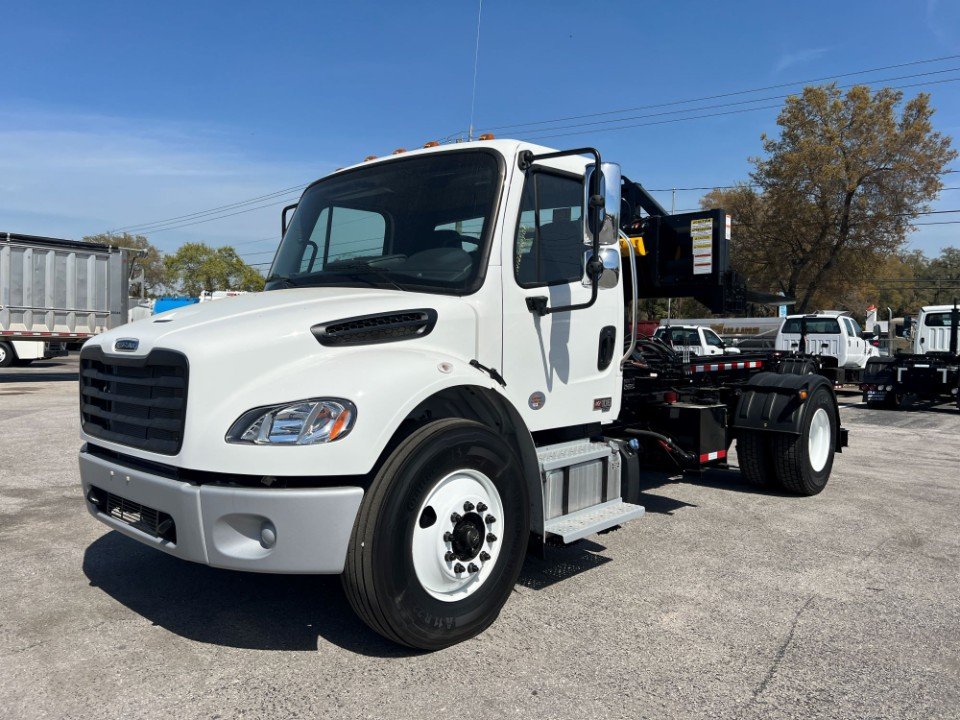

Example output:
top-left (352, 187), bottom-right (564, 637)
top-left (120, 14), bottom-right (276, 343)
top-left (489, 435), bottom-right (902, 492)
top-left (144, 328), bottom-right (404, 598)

top-left (771, 385), bottom-right (837, 495)
top-left (342, 418), bottom-right (530, 650)
top-left (0, 342), bottom-right (14, 368)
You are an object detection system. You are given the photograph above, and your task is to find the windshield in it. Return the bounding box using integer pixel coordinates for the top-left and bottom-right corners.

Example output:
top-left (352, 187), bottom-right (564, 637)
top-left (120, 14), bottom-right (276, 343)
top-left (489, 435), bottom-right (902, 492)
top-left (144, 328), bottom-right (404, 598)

top-left (266, 150), bottom-right (502, 294)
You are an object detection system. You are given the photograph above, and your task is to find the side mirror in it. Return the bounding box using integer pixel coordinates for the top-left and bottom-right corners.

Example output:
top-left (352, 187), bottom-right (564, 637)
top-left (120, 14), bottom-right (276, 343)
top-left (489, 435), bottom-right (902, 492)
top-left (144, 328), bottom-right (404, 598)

top-left (582, 247), bottom-right (620, 289)
top-left (860, 331), bottom-right (875, 340)
top-left (584, 163), bottom-right (621, 245)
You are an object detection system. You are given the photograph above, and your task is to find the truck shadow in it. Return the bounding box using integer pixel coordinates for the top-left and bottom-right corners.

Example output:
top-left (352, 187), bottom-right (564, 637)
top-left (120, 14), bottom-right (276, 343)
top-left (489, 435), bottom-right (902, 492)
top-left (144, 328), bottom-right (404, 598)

top-left (82, 531), bottom-right (417, 657)
top-left (0, 360), bottom-right (79, 383)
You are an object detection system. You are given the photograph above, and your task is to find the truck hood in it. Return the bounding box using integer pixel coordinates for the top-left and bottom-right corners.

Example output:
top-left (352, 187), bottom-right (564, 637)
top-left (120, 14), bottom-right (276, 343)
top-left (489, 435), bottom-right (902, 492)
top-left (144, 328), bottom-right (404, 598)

top-left (89, 287), bottom-right (480, 360)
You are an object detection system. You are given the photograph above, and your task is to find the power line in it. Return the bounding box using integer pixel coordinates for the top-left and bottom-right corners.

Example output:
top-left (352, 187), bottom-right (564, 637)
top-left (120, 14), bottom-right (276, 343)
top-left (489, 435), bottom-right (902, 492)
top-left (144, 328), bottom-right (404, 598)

top-left (509, 66), bottom-right (960, 139)
top-left (476, 53), bottom-right (960, 134)
top-left (518, 75), bottom-right (960, 142)
top-left (108, 184), bottom-right (307, 234)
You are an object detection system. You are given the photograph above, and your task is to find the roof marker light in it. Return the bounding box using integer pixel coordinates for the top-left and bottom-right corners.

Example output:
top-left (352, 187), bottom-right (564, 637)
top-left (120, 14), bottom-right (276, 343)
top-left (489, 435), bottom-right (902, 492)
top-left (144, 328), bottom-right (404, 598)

top-left (423, 141), bottom-right (440, 148)
top-left (364, 155), bottom-right (378, 162)
top-left (478, 133), bottom-right (495, 141)
top-left (392, 148), bottom-right (406, 155)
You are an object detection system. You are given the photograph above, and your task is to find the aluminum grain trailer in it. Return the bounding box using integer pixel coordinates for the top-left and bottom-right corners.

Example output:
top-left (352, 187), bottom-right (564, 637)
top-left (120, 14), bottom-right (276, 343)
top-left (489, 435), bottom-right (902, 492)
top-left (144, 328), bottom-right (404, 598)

top-left (0, 232), bottom-right (129, 366)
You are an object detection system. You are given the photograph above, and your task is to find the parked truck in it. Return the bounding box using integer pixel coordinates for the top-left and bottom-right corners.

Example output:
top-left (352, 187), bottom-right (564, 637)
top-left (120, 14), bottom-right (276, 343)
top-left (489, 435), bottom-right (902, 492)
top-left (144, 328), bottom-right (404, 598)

top-left (653, 323), bottom-right (741, 355)
top-left (78, 140), bottom-right (847, 649)
top-left (860, 303), bottom-right (959, 409)
top-left (1, 233), bottom-right (129, 367)
top-left (774, 311), bottom-right (878, 385)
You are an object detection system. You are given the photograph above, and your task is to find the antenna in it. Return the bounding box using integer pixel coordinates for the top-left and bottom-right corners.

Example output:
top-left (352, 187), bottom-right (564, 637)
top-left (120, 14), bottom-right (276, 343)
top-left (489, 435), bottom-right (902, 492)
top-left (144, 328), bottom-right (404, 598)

top-left (468, 0), bottom-right (483, 141)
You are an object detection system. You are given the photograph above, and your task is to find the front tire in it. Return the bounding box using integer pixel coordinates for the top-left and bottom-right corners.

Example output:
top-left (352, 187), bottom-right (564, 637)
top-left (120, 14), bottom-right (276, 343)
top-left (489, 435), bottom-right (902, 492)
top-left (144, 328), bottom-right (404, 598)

top-left (0, 342), bottom-right (14, 368)
top-left (771, 385), bottom-right (837, 496)
top-left (342, 418), bottom-right (530, 650)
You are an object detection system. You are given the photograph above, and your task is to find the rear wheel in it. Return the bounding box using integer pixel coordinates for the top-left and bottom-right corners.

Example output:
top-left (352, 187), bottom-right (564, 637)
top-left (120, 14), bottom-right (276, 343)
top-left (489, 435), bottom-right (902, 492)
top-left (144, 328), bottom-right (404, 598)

top-left (771, 385), bottom-right (837, 496)
top-left (736, 431), bottom-right (775, 487)
top-left (342, 418), bottom-right (529, 650)
top-left (0, 342), bottom-right (14, 368)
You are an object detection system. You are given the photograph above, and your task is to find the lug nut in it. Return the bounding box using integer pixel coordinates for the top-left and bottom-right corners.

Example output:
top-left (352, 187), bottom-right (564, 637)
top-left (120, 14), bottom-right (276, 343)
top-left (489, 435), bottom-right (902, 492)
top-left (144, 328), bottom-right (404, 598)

top-left (487, 533), bottom-right (497, 543)
top-left (479, 551), bottom-right (490, 561)
top-left (467, 563), bottom-right (479, 574)
top-left (450, 512), bottom-right (461, 524)
top-left (463, 501), bottom-right (474, 512)
top-left (454, 563), bottom-right (465, 574)
top-left (485, 514), bottom-right (496, 524)
top-left (444, 551), bottom-right (456, 562)
top-left (476, 502), bottom-right (488, 513)
top-left (443, 531), bottom-right (453, 542)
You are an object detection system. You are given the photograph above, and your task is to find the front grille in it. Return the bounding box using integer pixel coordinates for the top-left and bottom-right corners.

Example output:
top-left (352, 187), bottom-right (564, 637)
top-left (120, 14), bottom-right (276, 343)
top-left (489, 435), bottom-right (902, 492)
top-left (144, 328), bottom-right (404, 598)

top-left (87, 485), bottom-right (177, 543)
top-left (312, 309), bottom-right (437, 347)
top-left (79, 347), bottom-right (188, 455)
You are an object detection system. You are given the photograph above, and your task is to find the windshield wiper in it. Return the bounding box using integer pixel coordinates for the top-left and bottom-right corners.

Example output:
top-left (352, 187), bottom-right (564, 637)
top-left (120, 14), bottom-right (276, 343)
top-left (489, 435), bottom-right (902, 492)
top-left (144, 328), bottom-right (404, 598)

top-left (265, 274), bottom-right (300, 288)
top-left (328, 260), bottom-right (405, 292)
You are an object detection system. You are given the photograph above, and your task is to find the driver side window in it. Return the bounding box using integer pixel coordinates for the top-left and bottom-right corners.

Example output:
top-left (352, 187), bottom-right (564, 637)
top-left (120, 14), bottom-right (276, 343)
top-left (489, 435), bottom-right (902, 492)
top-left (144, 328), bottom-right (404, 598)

top-left (704, 329), bottom-right (724, 347)
top-left (515, 172), bottom-right (584, 287)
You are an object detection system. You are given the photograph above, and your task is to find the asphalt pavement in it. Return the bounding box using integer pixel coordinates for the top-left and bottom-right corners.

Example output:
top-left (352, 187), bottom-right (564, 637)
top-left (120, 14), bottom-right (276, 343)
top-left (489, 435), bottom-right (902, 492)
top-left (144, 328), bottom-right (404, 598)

top-left (1, 355), bottom-right (957, 719)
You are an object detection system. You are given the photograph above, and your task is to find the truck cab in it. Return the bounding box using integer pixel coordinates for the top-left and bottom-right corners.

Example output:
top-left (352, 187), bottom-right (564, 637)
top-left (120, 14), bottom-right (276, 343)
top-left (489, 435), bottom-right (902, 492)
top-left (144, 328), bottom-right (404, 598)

top-left (913, 305), bottom-right (960, 355)
top-left (653, 324), bottom-right (740, 356)
top-left (78, 139), bottom-right (845, 649)
top-left (775, 311), bottom-right (877, 369)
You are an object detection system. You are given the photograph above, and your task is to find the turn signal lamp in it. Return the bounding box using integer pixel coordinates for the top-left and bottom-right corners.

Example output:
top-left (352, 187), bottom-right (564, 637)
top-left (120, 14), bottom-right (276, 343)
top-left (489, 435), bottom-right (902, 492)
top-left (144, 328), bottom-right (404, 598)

top-left (797, 389), bottom-right (809, 401)
top-left (478, 133), bottom-right (495, 141)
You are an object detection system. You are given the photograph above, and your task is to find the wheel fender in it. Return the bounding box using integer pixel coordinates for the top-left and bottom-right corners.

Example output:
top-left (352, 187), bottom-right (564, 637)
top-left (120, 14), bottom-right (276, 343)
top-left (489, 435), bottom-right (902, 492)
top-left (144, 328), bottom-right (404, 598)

top-left (732, 371), bottom-right (837, 435)
top-left (350, 352), bottom-right (544, 542)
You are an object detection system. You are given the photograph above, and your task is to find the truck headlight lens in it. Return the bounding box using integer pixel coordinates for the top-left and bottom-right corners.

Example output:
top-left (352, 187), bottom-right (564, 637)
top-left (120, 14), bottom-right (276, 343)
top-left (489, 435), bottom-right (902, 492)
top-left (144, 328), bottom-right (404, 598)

top-left (226, 399), bottom-right (356, 445)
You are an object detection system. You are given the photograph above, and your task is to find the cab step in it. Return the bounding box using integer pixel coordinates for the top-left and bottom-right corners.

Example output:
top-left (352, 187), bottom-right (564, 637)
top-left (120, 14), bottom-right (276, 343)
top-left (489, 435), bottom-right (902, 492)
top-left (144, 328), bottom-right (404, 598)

top-left (543, 499), bottom-right (645, 544)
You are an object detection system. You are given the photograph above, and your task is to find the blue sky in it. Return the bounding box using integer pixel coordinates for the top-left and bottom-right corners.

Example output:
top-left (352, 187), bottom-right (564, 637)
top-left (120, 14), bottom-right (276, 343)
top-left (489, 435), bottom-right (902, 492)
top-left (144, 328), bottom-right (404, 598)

top-left (2, 0), bottom-right (959, 268)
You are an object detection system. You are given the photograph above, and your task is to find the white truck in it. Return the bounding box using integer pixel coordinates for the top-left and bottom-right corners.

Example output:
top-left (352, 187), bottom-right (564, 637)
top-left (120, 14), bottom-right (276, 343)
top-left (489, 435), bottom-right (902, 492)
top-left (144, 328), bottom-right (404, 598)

top-left (861, 304), bottom-right (959, 409)
top-left (78, 139), bottom-right (847, 649)
top-left (1, 233), bottom-right (129, 367)
top-left (775, 311), bottom-right (878, 384)
top-left (654, 323), bottom-right (741, 356)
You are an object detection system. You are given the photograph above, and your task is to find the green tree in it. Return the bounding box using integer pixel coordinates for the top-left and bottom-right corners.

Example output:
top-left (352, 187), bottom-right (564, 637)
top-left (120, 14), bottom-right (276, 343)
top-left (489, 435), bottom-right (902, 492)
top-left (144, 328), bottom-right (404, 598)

top-left (164, 243), bottom-right (265, 296)
top-left (83, 232), bottom-right (166, 297)
top-left (704, 84), bottom-right (956, 312)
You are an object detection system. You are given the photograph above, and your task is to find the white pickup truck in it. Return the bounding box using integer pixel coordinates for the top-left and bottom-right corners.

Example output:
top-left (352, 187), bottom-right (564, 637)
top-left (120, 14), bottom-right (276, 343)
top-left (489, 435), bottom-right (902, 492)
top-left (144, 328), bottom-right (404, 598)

top-left (653, 323), bottom-right (740, 356)
top-left (775, 311), bottom-right (878, 382)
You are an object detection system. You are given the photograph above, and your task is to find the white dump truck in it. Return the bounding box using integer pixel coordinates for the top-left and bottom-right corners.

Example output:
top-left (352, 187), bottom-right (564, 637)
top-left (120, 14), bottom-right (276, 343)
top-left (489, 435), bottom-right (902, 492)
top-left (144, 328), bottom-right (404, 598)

top-left (1, 233), bottom-right (129, 367)
top-left (78, 139), bottom-right (847, 649)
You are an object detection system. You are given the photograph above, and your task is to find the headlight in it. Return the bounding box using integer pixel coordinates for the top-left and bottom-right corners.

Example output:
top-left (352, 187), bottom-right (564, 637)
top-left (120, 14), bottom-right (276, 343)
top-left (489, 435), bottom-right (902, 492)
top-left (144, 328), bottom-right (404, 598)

top-left (226, 398), bottom-right (356, 445)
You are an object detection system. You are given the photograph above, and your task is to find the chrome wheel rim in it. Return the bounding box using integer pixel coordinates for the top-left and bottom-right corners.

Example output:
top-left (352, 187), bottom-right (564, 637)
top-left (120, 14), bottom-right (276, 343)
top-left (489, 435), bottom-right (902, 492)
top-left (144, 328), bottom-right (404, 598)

top-left (411, 468), bottom-right (504, 602)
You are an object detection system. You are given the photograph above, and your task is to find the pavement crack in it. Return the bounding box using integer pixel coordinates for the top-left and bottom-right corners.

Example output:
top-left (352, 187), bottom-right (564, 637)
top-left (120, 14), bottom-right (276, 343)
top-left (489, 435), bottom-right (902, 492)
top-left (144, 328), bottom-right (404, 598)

top-left (749, 595), bottom-right (814, 704)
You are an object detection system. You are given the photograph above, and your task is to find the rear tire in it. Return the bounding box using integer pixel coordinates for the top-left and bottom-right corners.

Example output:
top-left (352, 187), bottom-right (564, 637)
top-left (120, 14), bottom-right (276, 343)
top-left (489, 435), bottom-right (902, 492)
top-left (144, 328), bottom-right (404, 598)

top-left (771, 385), bottom-right (837, 496)
top-left (342, 418), bottom-right (530, 650)
top-left (0, 342), bottom-right (14, 368)
top-left (736, 431), bottom-right (776, 487)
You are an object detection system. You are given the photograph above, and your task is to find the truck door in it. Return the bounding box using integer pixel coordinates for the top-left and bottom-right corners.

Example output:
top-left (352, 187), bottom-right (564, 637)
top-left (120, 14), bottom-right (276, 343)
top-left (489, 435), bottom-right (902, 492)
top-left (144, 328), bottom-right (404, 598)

top-left (702, 328), bottom-right (725, 355)
top-left (501, 166), bottom-right (623, 431)
top-left (842, 317), bottom-right (865, 368)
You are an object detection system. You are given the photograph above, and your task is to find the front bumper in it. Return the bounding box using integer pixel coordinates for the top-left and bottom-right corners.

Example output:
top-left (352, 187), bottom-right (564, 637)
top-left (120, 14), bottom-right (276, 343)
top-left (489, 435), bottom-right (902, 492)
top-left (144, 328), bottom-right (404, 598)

top-left (79, 449), bottom-right (363, 573)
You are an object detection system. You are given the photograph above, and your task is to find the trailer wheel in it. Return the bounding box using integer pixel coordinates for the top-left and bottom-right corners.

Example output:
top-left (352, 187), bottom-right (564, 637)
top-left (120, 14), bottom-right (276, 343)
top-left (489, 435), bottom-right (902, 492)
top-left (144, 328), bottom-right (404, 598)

top-left (0, 342), bottom-right (14, 368)
top-left (771, 385), bottom-right (837, 496)
top-left (342, 418), bottom-right (529, 650)
top-left (736, 431), bottom-right (775, 487)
